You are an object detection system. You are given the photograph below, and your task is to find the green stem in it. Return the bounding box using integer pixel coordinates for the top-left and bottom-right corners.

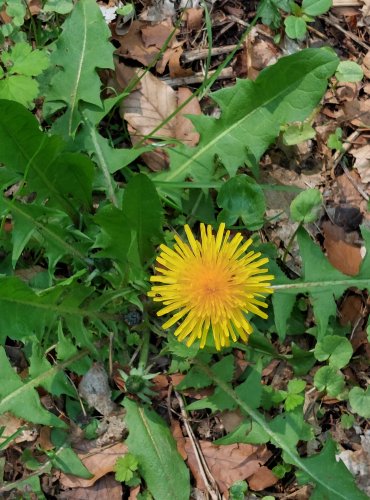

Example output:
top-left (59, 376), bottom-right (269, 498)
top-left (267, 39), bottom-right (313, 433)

top-left (282, 221), bottom-right (302, 263)
top-left (138, 323), bottom-right (150, 370)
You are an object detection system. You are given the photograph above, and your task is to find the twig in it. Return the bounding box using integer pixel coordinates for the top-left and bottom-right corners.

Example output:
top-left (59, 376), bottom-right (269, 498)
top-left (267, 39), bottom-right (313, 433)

top-left (175, 391), bottom-right (221, 500)
top-left (182, 44), bottom-right (239, 63)
top-left (332, 0), bottom-right (361, 6)
top-left (323, 15), bottom-right (370, 52)
top-left (160, 67), bottom-right (234, 87)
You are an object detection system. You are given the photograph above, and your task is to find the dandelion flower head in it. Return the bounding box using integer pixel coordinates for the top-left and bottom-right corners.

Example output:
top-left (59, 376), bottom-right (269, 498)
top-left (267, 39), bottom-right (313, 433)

top-left (148, 223), bottom-right (274, 351)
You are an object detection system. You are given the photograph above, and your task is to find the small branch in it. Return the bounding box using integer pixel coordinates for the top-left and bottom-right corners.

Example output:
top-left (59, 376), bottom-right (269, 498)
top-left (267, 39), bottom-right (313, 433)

top-left (160, 67), bottom-right (234, 87)
top-left (323, 15), bottom-right (370, 52)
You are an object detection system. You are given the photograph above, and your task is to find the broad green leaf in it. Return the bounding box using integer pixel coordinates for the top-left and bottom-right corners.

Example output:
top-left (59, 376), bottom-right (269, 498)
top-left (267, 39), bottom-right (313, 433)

top-left (289, 343), bottom-right (316, 375)
top-left (155, 48), bottom-right (338, 183)
top-left (290, 188), bottom-right (322, 223)
top-left (335, 61), bottom-right (364, 83)
top-left (302, 0), bottom-right (332, 16)
top-left (122, 174), bottom-right (163, 264)
top-left (2, 42), bottom-right (49, 76)
top-left (284, 16), bottom-right (307, 40)
top-left (0, 347), bottom-right (66, 428)
top-left (327, 127), bottom-right (344, 151)
top-left (272, 227), bottom-right (370, 339)
top-left (287, 379), bottom-right (306, 394)
top-left (0, 100), bottom-right (94, 220)
top-left (297, 439), bottom-right (367, 500)
top-left (176, 355), bottom-right (234, 390)
top-left (348, 386), bottom-right (370, 418)
top-left (314, 366), bottom-right (345, 397)
top-left (217, 175), bottom-right (265, 230)
top-left (314, 335), bottom-right (353, 369)
top-left (0, 75), bottom-right (38, 107)
top-left (44, 0), bottom-right (114, 136)
top-left (124, 399), bottom-right (190, 500)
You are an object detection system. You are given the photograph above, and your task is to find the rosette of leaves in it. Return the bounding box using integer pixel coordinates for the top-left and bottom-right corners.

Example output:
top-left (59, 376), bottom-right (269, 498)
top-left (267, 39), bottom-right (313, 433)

top-left (119, 367), bottom-right (158, 404)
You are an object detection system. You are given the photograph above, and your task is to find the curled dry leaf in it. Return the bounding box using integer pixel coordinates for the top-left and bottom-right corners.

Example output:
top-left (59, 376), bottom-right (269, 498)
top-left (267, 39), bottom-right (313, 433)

top-left (184, 439), bottom-right (272, 496)
top-left (120, 69), bottom-right (201, 170)
top-left (344, 99), bottom-right (370, 127)
top-left (0, 413), bottom-right (38, 450)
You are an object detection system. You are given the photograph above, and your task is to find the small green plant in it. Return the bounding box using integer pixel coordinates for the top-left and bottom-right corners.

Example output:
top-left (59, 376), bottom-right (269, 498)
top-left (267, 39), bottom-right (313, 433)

top-left (284, 0), bottom-right (332, 40)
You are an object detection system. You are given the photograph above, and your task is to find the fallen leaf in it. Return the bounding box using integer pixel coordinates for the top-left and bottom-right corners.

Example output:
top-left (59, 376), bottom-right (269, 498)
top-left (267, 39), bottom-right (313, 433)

top-left (139, 0), bottom-right (176, 22)
top-left (322, 221), bottom-right (362, 276)
top-left (129, 485), bottom-right (141, 500)
top-left (183, 8), bottom-right (204, 31)
top-left (363, 51), bottom-right (370, 79)
top-left (184, 439), bottom-right (272, 496)
top-left (352, 145), bottom-right (370, 183)
top-left (344, 99), bottom-right (370, 127)
top-left (141, 20), bottom-right (177, 48)
top-left (59, 474), bottom-right (122, 499)
top-left (0, 413), bottom-right (38, 450)
top-left (247, 465), bottom-right (278, 491)
top-left (113, 20), bottom-right (161, 66)
top-left (336, 430), bottom-right (370, 496)
top-left (120, 69), bottom-right (200, 169)
top-left (171, 419), bottom-right (187, 460)
top-left (59, 442), bottom-right (128, 488)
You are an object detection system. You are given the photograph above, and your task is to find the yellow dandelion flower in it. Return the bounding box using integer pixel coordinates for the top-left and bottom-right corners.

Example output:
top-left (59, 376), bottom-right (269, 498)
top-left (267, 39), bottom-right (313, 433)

top-left (148, 223), bottom-right (274, 351)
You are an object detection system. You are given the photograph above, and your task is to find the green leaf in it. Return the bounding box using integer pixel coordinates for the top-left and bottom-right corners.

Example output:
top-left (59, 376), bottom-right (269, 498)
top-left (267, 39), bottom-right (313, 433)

top-left (217, 175), bottom-right (265, 230)
top-left (0, 75), bottom-right (38, 107)
top-left (284, 16), bottom-right (307, 40)
top-left (3, 42), bottom-right (49, 76)
top-left (176, 355), bottom-right (234, 390)
top-left (272, 227), bottom-right (370, 339)
top-left (314, 335), bottom-right (353, 369)
top-left (288, 343), bottom-right (316, 375)
top-left (327, 127), bottom-right (344, 151)
top-left (155, 48), bottom-right (338, 183)
top-left (348, 386), bottom-right (370, 418)
top-left (235, 357), bottom-right (263, 410)
top-left (195, 361), bottom-right (366, 500)
top-left (314, 366), bottom-right (345, 397)
top-left (50, 429), bottom-right (92, 478)
top-left (43, 0), bottom-right (73, 14)
top-left (0, 100), bottom-right (94, 218)
top-left (298, 439), bottom-right (367, 499)
top-left (302, 0), bottom-right (332, 16)
top-left (284, 393), bottom-right (304, 411)
top-left (290, 188), bottom-right (323, 223)
top-left (44, 0), bottom-right (114, 137)
top-left (124, 399), bottom-right (190, 500)
top-left (0, 347), bottom-right (66, 428)
top-left (282, 123), bottom-right (316, 145)
top-left (114, 453), bottom-right (139, 483)
top-left (122, 174), bottom-right (163, 264)
top-left (335, 61), bottom-right (364, 83)
top-left (29, 343), bottom-right (75, 398)
top-left (288, 379), bottom-right (306, 394)
top-left (214, 420), bottom-right (269, 446)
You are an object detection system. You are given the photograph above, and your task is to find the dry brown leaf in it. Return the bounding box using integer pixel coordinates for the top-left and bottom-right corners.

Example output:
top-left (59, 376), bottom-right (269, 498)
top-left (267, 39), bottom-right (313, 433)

top-left (0, 414), bottom-right (38, 450)
top-left (344, 99), bottom-right (370, 127)
top-left (362, 51), bottom-right (370, 79)
top-left (59, 442), bottom-right (128, 489)
top-left (171, 419), bottom-right (187, 460)
top-left (184, 439), bottom-right (272, 496)
top-left (247, 465), bottom-right (278, 491)
top-left (120, 70), bottom-right (200, 170)
top-left (59, 474), bottom-right (122, 500)
top-left (183, 8), bottom-right (204, 31)
top-left (128, 485), bottom-right (141, 499)
top-left (113, 20), bottom-right (161, 66)
top-left (352, 145), bottom-right (370, 183)
top-left (141, 20), bottom-right (177, 48)
top-left (322, 221), bottom-right (362, 276)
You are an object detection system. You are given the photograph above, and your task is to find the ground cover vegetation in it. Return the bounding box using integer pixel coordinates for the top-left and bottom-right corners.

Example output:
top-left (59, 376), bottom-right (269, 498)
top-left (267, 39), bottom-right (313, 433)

top-left (0, 0), bottom-right (369, 498)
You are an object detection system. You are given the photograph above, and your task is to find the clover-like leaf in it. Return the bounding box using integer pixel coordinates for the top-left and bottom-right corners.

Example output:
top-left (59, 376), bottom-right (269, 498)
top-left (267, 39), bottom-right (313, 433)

top-left (335, 61), bottom-right (364, 83)
top-left (314, 366), bottom-right (345, 397)
top-left (314, 335), bottom-right (353, 369)
top-left (348, 386), bottom-right (370, 418)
